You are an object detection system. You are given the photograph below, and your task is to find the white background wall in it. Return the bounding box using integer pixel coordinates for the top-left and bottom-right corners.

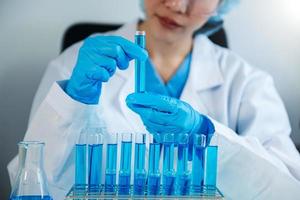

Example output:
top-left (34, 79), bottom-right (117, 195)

top-left (0, 0), bottom-right (299, 198)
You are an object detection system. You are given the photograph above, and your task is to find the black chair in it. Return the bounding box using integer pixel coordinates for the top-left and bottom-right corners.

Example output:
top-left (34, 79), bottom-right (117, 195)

top-left (61, 23), bottom-right (228, 52)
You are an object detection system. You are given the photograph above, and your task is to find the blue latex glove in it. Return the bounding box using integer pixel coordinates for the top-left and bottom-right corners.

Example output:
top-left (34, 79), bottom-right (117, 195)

top-left (65, 36), bottom-right (148, 104)
top-left (126, 92), bottom-right (215, 159)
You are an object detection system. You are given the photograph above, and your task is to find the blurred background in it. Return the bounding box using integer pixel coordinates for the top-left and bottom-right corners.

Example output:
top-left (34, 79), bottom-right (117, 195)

top-left (0, 0), bottom-right (299, 198)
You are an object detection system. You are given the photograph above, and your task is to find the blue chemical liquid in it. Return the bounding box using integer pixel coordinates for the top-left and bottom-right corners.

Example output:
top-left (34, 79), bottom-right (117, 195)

top-left (118, 173), bottom-right (131, 195)
top-left (118, 141), bottom-right (132, 195)
top-left (134, 143), bottom-right (146, 172)
top-left (134, 173), bottom-right (146, 195)
top-left (163, 173), bottom-right (176, 195)
top-left (176, 174), bottom-right (191, 195)
top-left (135, 32), bottom-right (146, 93)
top-left (147, 174), bottom-right (161, 195)
top-left (191, 146), bottom-right (204, 193)
top-left (147, 143), bottom-right (161, 195)
top-left (104, 173), bottom-right (116, 193)
top-left (204, 146), bottom-right (218, 187)
top-left (105, 144), bottom-right (117, 193)
top-left (177, 143), bottom-right (188, 176)
top-left (162, 143), bottom-right (175, 195)
top-left (88, 144), bottom-right (103, 186)
top-left (176, 143), bottom-right (190, 195)
top-left (10, 196), bottom-right (53, 200)
top-left (75, 144), bottom-right (87, 185)
top-left (134, 143), bottom-right (146, 195)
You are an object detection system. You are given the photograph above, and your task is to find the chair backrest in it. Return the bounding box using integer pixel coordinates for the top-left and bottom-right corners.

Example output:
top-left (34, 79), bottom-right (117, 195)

top-left (61, 23), bottom-right (228, 52)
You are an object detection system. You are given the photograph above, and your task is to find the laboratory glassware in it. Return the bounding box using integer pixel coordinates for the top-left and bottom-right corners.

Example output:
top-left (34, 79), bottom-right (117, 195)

top-left (176, 134), bottom-right (191, 195)
top-left (191, 134), bottom-right (206, 194)
top-left (104, 133), bottom-right (118, 194)
top-left (10, 141), bottom-right (53, 200)
top-left (162, 133), bottom-right (176, 195)
top-left (118, 133), bottom-right (133, 195)
top-left (135, 31), bottom-right (146, 93)
top-left (133, 133), bottom-right (146, 195)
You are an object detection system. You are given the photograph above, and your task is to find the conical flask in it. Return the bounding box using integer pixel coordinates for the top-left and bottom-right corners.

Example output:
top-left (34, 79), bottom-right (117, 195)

top-left (10, 141), bottom-right (53, 200)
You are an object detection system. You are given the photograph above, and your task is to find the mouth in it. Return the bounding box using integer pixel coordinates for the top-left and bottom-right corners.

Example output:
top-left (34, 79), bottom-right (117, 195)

top-left (156, 15), bottom-right (183, 30)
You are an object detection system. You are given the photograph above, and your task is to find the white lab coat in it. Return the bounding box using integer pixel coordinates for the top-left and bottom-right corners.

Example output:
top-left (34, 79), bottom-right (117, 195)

top-left (8, 20), bottom-right (300, 200)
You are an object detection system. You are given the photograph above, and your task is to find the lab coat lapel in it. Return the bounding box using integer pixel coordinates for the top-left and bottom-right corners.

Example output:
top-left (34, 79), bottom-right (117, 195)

top-left (180, 35), bottom-right (224, 115)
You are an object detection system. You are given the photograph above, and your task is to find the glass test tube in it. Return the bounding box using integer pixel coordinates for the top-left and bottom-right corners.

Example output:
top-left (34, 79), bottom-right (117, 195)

top-left (191, 134), bottom-right (206, 194)
top-left (147, 135), bottom-right (161, 196)
top-left (203, 136), bottom-right (218, 189)
top-left (104, 133), bottom-right (118, 193)
top-left (75, 132), bottom-right (87, 186)
top-left (118, 133), bottom-right (133, 195)
top-left (133, 133), bottom-right (146, 195)
top-left (87, 129), bottom-right (103, 188)
top-left (135, 31), bottom-right (146, 93)
top-left (75, 128), bottom-right (103, 188)
top-left (162, 133), bottom-right (176, 195)
top-left (176, 134), bottom-right (191, 195)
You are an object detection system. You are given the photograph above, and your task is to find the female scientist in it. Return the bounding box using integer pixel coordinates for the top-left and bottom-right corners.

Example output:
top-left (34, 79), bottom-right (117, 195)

top-left (8, 0), bottom-right (300, 199)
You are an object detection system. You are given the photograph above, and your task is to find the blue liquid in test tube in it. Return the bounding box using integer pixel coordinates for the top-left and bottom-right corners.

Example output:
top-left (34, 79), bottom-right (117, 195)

top-left (162, 134), bottom-right (176, 196)
top-left (147, 139), bottom-right (161, 196)
top-left (118, 133), bottom-right (132, 195)
top-left (191, 134), bottom-right (206, 194)
top-left (105, 134), bottom-right (118, 193)
top-left (204, 145), bottom-right (218, 188)
top-left (75, 143), bottom-right (87, 186)
top-left (87, 129), bottom-right (103, 190)
top-left (133, 133), bottom-right (146, 195)
top-left (88, 144), bottom-right (103, 187)
top-left (176, 134), bottom-right (191, 195)
top-left (75, 128), bottom-right (103, 190)
top-left (135, 31), bottom-right (146, 93)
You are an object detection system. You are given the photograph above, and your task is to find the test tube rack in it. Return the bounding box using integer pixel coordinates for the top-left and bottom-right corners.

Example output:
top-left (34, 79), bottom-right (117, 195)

top-left (68, 132), bottom-right (221, 199)
top-left (65, 184), bottom-right (224, 199)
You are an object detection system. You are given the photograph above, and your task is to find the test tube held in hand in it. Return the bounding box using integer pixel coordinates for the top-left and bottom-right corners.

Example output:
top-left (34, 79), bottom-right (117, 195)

top-left (135, 31), bottom-right (146, 93)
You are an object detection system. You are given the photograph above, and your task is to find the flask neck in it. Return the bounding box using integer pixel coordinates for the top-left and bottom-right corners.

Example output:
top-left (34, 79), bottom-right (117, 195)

top-left (18, 141), bottom-right (44, 170)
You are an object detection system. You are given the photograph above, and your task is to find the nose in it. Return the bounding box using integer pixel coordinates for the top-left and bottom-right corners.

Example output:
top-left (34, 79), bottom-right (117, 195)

top-left (164, 0), bottom-right (189, 14)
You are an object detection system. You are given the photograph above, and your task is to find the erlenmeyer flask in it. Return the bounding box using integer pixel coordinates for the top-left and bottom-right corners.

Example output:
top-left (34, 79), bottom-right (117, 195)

top-left (10, 141), bottom-right (53, 200)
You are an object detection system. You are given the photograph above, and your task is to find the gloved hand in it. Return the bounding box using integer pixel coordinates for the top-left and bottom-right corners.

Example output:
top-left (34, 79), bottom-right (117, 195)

top-left (126, 92), bottom-right (215, 152)
top-left (65, 36), bottom-right (148, 104)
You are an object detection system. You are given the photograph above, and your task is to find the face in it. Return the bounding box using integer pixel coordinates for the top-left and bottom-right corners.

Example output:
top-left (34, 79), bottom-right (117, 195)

top-left (143, 0), bottom-right (220, 43)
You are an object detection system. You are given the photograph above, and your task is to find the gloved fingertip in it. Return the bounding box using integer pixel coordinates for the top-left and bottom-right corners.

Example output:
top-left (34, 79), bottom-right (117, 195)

top-left (117, 59), bottom-right (130, 70)
top-left (125, 93), bottom-right (136, 103)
